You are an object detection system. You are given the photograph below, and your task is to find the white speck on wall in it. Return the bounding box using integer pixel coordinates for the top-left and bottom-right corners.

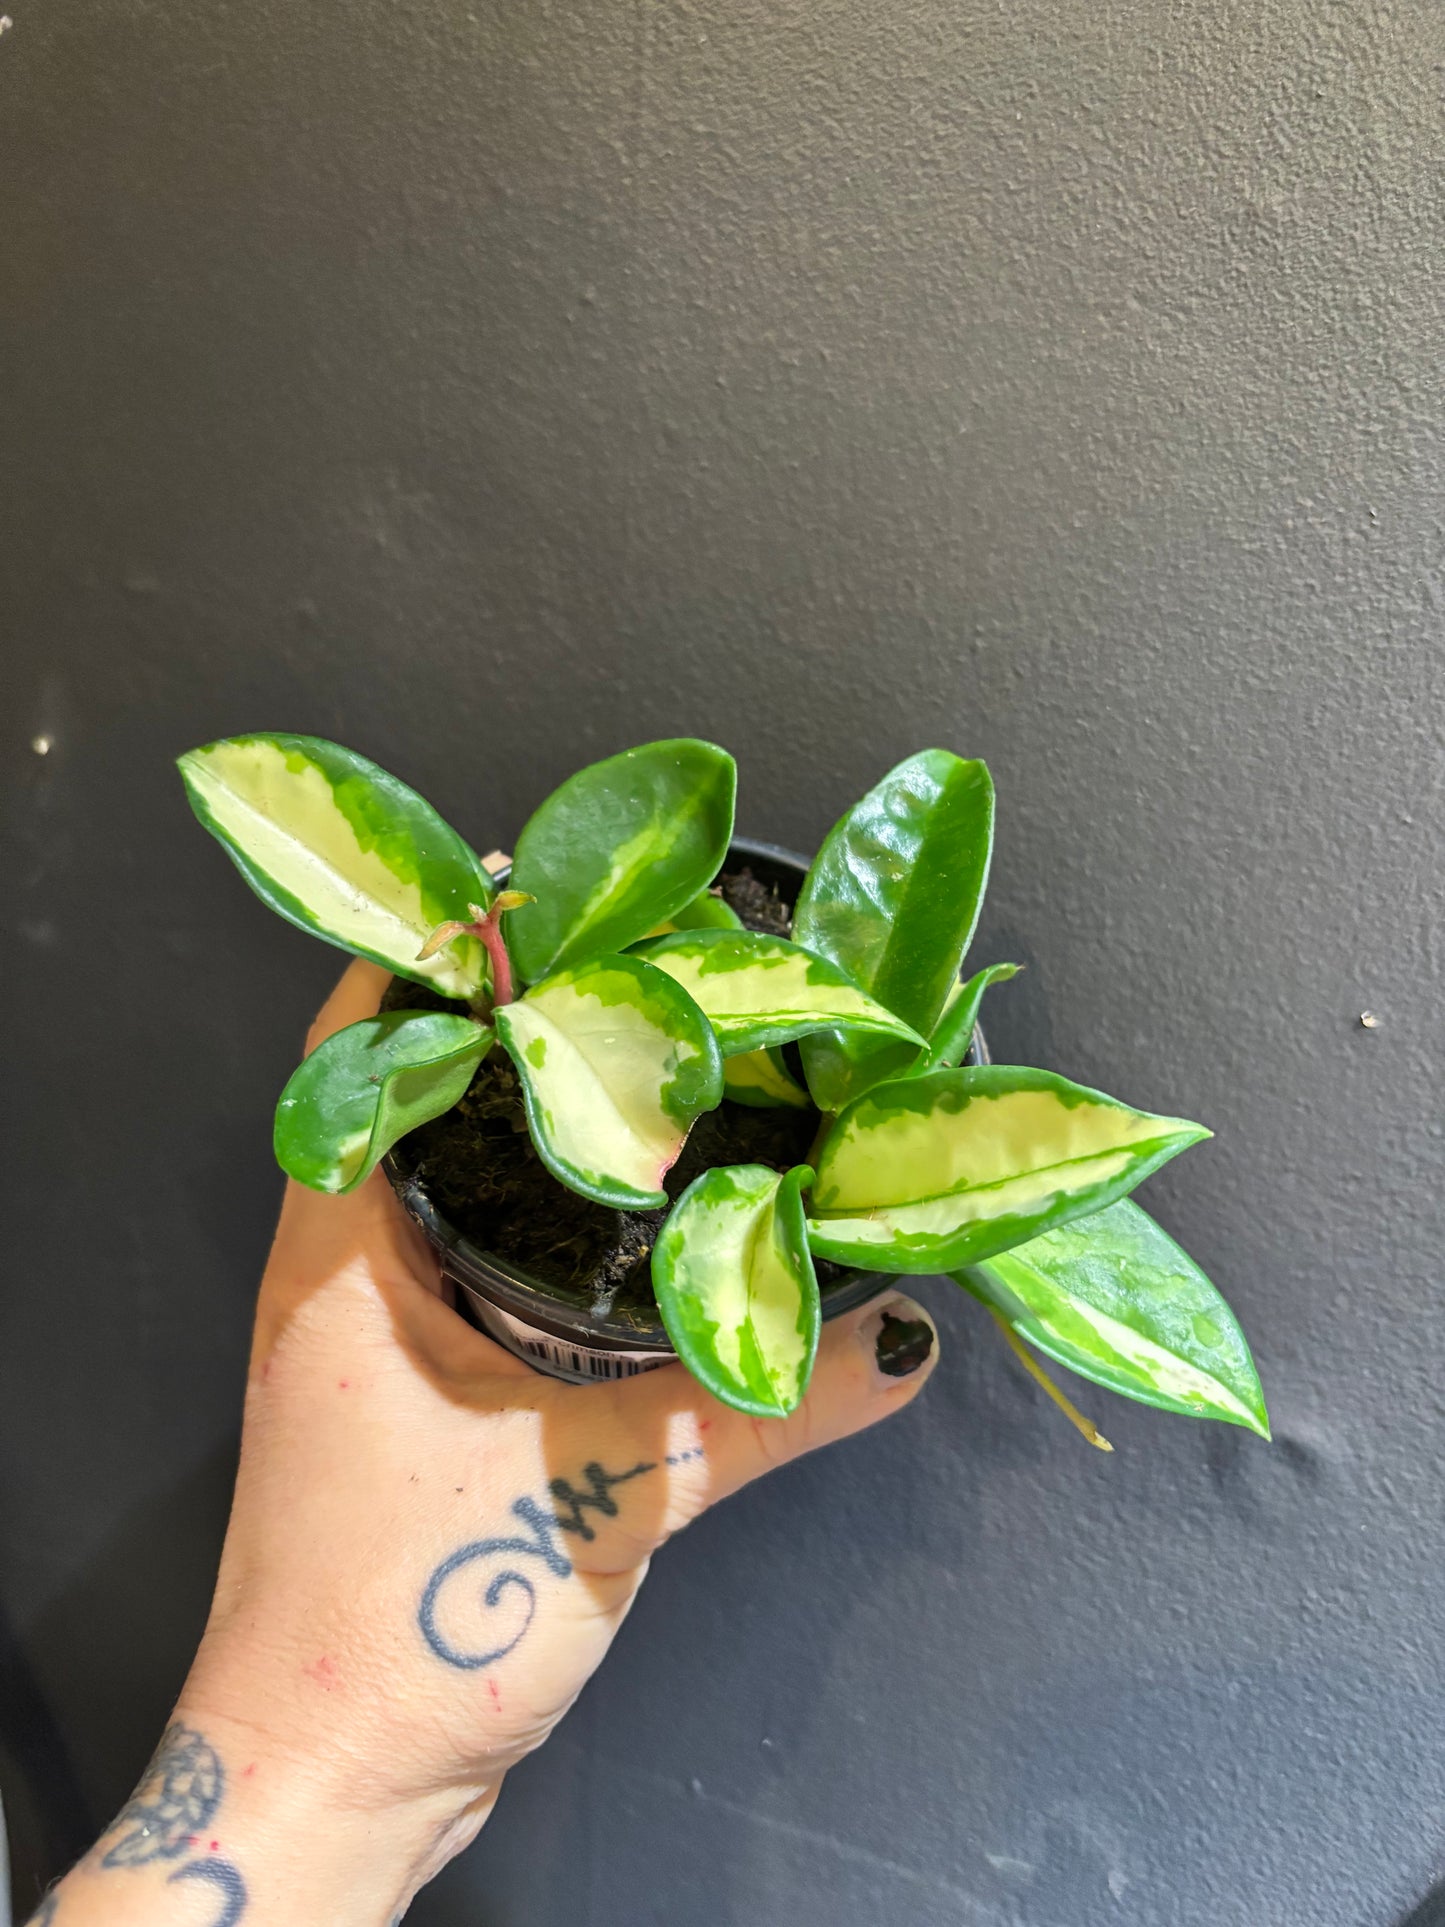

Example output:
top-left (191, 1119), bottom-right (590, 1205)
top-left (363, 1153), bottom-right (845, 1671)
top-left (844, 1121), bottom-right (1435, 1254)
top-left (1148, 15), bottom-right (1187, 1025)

top-left (30, 734), bottom-right (52, 755)
top-left (0, 18), bottom-right (12, 33)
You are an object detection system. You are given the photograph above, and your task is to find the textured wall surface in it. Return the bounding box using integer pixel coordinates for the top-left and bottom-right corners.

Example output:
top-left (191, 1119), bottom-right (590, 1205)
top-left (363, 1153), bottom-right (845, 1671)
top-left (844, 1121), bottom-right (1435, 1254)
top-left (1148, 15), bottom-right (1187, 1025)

top-left (3, 1), bottom-right (1443, 1922)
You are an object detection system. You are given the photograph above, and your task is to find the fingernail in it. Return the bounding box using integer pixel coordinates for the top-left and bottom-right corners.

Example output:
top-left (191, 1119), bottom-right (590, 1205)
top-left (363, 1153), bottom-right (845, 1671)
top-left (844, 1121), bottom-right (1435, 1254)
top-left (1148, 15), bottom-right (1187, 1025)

top-left (868, 1296), bottom-right (936, 1380)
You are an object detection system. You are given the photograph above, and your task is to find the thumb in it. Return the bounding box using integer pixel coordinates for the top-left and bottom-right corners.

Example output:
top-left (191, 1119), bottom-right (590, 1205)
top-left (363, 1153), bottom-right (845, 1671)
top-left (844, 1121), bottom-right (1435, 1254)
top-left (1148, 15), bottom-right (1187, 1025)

top-left (602, 1289), bottom-right (940, 1534)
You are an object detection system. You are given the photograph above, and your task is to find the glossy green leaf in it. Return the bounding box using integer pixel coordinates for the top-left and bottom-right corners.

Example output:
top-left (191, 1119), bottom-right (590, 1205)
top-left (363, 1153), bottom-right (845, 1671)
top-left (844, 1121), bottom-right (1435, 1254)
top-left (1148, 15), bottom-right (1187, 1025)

top-left (723, 1046), bottom-right (811, 1109)
top-left (633, 930), bottom-right (926, 1057)
top-left (922, 962), bottom-right (1021, 1071)
top-left (806, 1066), bottom-right (1210, 1274)
top-left (274, 1011), bottom-right (490, 1194)
top-left (954, 1200), bottom-right (1269, 1436)
top-left (494, 953), bottom-right (723, 1208)
top-left (506, 740), bottom-right (737, 983)
top-left (179, 734), bottom-right (491, 999)
top-left (653, 1164), bottom-right (821, 1417)
top-left (796, 751), bottom-right (996, 1111)
top-left (640, 889), bottom-right (744, 938)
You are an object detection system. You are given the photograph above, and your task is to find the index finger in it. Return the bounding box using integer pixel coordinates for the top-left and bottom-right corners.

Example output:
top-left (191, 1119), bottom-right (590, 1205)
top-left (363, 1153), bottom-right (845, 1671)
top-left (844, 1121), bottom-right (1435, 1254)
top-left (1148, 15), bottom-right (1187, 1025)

top-left (303, 957), bottom-right (394, 1054)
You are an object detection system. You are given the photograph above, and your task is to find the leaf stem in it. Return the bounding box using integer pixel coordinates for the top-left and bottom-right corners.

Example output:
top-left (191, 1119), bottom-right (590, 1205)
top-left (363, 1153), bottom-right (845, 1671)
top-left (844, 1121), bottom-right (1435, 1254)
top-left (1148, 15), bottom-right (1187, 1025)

top-left (475, 913), bottom-right (514, 1009)
top-left (419, 890), bottom-right (534, 1015)
top-left (990, 1309), bottom-right (1113, 1452)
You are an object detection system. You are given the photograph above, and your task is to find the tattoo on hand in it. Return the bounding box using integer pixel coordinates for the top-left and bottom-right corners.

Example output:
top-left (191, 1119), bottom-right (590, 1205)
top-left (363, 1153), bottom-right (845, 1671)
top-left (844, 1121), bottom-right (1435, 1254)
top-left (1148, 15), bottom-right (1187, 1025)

top-left (419, 1458), bottom-right (663, 1671)
top-left (168, 1859), bottom-right (248, 1927)
top-left (95, 1722), bottom-right (249, 1922)
top-left (101, 1724), bottom-right (222, 1866)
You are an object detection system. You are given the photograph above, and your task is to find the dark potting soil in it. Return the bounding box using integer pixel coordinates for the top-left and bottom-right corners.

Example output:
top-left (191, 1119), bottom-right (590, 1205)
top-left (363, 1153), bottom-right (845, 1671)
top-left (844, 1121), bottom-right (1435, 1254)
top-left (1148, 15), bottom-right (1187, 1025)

top-left (383, 869), bottom-right (844, 1315)
top-left (718, 865), bottom-right (792, 937)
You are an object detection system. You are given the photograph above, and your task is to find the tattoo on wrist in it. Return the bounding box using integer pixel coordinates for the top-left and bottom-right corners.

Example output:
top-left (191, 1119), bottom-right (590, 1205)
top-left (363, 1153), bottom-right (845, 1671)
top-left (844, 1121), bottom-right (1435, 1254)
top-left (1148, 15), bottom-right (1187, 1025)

top-left (92, 1723), bottom-right (249, 1923)
top-left (101, 1724), bottom-right (221, 1866)
top-left (418, 1452), bottom-right (702, 1672)
top-left (167, 1859), bottom-right (248, 1927)
top-left (25, 1895), bottom-right (58, 1926)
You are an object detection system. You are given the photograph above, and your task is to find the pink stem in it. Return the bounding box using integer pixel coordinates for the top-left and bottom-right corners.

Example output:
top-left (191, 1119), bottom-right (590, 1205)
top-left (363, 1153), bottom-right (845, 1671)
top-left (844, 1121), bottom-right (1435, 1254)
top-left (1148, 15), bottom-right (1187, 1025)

top-left (476, 912), bottom-right (514, 1009)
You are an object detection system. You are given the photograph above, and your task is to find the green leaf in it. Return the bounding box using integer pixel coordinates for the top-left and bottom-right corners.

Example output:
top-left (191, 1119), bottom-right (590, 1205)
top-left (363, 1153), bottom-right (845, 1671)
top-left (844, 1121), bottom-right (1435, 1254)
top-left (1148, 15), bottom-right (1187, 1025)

top-left (179, 734), bottom-right (492, 999)
top-left (633, 929), bottom-right (927, 1057)
top-left (274, 1011), bottom-right (490, 1195)
top-left (639, 889), bottom-right (745, 939)
top-left (795, 750), bottom-right (995, 1111)
top-left (494, 953), bottom-right (723, 1208)
top-left (506, 740), bottom-right (737, 983)
top-left (806, 1065), bottom-right (1210, 1274)
top-left (723, 1046), bottom-right (811, 1109)
top-left (954, 1200), bottom-right (1269, 1437)
top-left (652, 1164), bottom-right (821, 1417)
top-left (922, 962), bottom-right (1021, 1071)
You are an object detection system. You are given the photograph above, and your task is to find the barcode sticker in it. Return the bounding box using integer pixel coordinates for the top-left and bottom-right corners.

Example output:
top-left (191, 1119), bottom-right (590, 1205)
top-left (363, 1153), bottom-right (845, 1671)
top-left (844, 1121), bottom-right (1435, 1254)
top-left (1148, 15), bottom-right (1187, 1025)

top-left (455, 1279), bottom-right (671, 1385)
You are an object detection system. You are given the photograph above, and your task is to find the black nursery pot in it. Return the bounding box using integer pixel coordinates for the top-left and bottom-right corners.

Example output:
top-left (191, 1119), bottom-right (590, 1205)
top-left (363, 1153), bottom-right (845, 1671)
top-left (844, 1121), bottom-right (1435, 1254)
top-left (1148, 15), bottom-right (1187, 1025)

top-left (383, 838), bottom-right (988, 1385)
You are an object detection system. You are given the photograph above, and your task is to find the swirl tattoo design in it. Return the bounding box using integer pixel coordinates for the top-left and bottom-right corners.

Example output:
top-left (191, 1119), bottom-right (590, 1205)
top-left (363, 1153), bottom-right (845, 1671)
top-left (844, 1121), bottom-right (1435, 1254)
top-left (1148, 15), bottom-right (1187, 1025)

top-left (418, 1460), bottom-right (655, 1671)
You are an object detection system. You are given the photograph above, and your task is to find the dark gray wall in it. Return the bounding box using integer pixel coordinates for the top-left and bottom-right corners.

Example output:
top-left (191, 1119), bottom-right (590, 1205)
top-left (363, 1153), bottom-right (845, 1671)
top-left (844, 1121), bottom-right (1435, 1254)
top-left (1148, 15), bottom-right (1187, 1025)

top-left (3, 1), bottom-right (1442, 1922)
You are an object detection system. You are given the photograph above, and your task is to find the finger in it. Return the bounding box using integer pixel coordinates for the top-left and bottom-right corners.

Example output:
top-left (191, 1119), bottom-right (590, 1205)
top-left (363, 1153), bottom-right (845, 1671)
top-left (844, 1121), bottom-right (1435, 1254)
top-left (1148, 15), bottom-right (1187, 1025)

top-left (304, 957), bottom-right (393, 1054)
top-left (282, 961), bottom-right (533, 1367)
top-left (601, 1289), bottom-right (939, 1535)
top-left (270, 959), bottom-right (444, 1290)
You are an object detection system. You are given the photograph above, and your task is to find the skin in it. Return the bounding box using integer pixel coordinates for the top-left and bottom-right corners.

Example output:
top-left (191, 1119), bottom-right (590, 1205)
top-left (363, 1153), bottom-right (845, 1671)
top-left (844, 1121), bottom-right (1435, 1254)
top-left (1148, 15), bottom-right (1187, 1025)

top-left (31, 960), bottom-right (939, 1926)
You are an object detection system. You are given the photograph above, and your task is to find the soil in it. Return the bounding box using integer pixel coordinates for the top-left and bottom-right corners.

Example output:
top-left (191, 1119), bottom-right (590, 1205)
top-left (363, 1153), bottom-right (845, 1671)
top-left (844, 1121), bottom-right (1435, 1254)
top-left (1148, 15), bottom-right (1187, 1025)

top-left (383, 866), bottom-right (844, 1315)
top-left (718, 865), bottom-right (792, 937)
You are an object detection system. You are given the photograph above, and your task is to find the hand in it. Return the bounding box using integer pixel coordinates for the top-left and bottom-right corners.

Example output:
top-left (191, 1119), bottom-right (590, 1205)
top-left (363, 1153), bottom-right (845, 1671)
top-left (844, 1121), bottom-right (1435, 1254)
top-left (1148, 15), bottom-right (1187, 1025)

top-left (36, 962), bottom-right (939, 1927)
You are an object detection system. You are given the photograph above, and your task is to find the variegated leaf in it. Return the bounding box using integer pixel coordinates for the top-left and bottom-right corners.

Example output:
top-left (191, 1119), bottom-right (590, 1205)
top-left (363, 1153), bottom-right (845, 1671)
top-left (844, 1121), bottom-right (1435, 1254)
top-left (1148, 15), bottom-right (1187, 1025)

top-left (955, 1200), bottom-right (1269, 1436)
top-left (506, 740), bottom-right (736, 983)
top-left (494, 953), bottom-right (723, 1208)
top-left (652, 1164), bottom-right (821, 1417)
top-left (632, 930), bottom-right (926, 1057)
top-left (274, 1011), bottom-right (490, 1194)
top-left (723, 1046), bottom-right (811, 1109)
top-left (921, 961), bottom-right (1020, 1071)
top-left (178, 734), bottom-right (491, 998)
top-left (796, 750), bottom-right (995, 1111)
top-left (639, 888), bottom-right (744, 939)
top-left (806, 1066), bottom-right (1210, 1274)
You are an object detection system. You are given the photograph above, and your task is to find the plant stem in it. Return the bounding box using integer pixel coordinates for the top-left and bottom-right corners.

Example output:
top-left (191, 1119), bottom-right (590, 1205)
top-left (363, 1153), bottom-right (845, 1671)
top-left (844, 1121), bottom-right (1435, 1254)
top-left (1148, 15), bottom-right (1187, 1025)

top-left (476, 914), bottom-right (514, 1009)
top-left (990, 1309), bottom-right (1113, 1452)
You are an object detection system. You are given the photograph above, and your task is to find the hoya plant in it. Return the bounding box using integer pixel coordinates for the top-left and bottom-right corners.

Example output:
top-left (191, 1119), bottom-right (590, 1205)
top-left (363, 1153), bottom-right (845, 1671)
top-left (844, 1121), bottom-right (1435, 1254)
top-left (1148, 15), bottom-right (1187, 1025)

top-left (179, 733), bottom-right (1268, 1447)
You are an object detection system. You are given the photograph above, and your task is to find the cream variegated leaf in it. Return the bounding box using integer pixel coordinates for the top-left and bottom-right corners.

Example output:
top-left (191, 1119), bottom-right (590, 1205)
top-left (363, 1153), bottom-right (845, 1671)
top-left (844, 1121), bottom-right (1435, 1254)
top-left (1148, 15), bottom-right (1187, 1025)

top-left (652, 1163), bottom-right (821, 1417)
top-left (722, 1046), bottom-right (811, 1108)
top-left (494, 953), bottom-right (723, 1208)
top-left (506, 740), bottom-right (736, 982)
top-left (954, 1200), bottom-right (1269, 1436)
top-left (633, 930), bottom-right (926, 1057)
top-left (179, 734), bottom-right (491, 997)
top-left (806, 1066), bottom-right (1210, 1274)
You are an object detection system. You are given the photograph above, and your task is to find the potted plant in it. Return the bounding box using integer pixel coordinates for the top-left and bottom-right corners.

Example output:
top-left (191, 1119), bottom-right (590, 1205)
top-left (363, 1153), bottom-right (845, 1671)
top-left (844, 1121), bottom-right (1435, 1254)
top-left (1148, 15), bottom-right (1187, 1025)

top-left (178, 734), bottom-right (1268, 1446)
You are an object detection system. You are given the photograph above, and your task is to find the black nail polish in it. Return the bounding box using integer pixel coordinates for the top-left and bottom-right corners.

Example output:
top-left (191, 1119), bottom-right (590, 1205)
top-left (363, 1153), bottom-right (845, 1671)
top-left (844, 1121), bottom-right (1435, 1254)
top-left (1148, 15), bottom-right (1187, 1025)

top-left (875, 1309), bottom-right (934, 1377)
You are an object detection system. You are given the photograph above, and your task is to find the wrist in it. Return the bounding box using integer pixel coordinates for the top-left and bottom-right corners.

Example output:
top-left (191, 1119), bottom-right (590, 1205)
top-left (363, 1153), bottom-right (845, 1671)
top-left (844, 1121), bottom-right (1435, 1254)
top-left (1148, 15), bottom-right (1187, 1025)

top-left (57, 1699), bottom-right (499, 1927)
top-left (168, 1695), bottom-right (500, 1920)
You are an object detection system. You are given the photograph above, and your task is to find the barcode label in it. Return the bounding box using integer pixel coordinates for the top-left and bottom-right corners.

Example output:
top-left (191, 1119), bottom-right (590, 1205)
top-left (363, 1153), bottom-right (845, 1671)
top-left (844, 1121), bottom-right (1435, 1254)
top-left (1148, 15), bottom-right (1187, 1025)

top-left (455, 1279), bottom-right (670, 1384)
top-left (513, 1333), bottom-right (659, 1381)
